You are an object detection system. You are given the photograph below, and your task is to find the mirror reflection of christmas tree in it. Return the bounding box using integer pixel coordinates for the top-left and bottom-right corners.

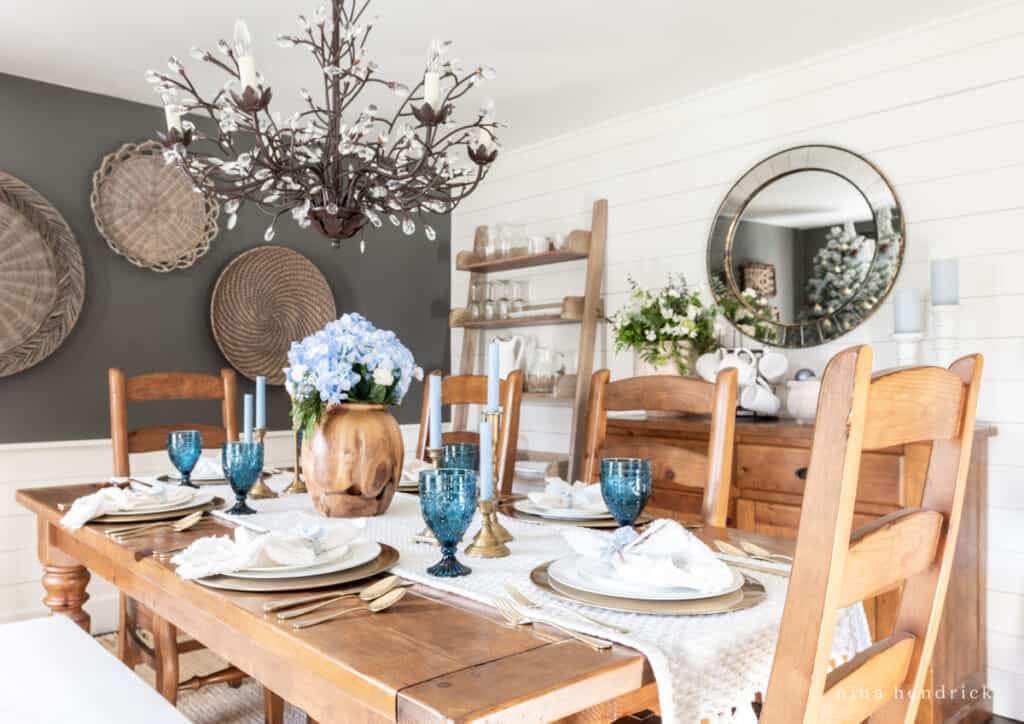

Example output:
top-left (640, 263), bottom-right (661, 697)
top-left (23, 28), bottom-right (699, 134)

top-left (802, 206), bottom-right (901, 334)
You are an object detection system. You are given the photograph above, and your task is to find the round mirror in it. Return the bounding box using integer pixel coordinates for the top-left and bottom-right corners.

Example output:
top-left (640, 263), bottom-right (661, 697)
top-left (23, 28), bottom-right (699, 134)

top-left (707, 145), bottom-right (904, 348)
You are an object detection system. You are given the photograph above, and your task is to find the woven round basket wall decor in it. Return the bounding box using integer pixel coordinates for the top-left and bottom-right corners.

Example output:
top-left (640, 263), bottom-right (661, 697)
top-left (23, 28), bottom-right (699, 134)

top-left (211, 246), bottom-right (336, 385)
top-left (91, 140), bottom-right (218, 272)
top-left (0, 172), bottom-right (85, 377)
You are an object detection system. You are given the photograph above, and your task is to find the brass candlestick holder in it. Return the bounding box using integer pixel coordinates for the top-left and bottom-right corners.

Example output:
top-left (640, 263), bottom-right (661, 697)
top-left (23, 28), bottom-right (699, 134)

top-left (248, 428), bottom-right (279, 499)
top-left (412, 447), bottom-right (442, 545)
top-left (484, 409), bottom-right (513, 544)
top-left (464, 499), bottom-right (510, 558)
top-left (282, 427), bottom-right (306, 495)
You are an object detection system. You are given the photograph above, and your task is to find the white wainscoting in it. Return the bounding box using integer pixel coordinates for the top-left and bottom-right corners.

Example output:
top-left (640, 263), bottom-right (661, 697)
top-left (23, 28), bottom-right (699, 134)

top-left (0, 425), bottom-right (423, 635)
top-left (452, 2), bottom-right (1024, 717)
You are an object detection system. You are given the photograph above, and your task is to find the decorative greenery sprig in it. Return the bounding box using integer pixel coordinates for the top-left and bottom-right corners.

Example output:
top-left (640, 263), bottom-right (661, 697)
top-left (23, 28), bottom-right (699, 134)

top-left (610, 274), bottom-right (718, 376)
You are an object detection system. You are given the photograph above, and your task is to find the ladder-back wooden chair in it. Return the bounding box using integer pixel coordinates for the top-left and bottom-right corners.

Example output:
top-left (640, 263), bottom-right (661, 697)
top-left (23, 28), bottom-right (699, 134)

top-left (108, 368), bottom-right (245, 703)
top-left (761, 346), bottom-right (983, 724)
top-left (581, 369), bottom-right (738, 527)
top-left (415, 370), bottom-right (524, 496)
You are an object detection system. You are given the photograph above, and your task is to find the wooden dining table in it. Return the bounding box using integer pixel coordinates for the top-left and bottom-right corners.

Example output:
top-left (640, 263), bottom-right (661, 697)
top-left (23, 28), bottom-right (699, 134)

top-left (17, 483), bottom-right (795, 723)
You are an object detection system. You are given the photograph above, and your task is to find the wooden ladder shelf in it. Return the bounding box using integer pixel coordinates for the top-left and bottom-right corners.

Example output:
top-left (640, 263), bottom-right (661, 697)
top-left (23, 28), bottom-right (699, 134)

top-left (451, 199), bottom-right (608, 480)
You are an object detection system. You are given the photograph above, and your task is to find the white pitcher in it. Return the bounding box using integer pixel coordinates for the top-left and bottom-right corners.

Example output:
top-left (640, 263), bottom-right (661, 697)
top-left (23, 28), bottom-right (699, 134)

top-left (495, 335), bottom-right (526, 379)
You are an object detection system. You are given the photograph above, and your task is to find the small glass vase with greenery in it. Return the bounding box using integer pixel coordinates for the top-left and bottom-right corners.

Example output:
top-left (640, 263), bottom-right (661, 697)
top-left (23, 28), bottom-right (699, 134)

top-left (610, 274), bottom-right (718, 376)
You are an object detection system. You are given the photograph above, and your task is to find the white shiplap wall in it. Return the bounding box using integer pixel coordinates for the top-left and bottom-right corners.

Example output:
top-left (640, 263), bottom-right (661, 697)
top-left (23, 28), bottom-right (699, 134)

top-left (452, 2), bottom-right (1024, 717)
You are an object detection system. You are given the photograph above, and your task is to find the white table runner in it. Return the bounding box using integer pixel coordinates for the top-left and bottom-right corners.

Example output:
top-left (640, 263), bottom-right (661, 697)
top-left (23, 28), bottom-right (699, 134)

top-left (193, 478), bottom-right (871, 723)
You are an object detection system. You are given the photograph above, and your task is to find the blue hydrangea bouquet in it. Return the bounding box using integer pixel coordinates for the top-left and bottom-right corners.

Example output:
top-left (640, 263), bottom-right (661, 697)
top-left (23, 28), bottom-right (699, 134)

top-left (284, 313), bottom-right (423, 439)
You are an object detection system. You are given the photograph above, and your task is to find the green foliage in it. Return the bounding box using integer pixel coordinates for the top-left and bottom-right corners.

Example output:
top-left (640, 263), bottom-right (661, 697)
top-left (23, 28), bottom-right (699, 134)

top-left (290, 362), bottom-right (403, 438)
top-left (710, 273), bottom-right (778, 343)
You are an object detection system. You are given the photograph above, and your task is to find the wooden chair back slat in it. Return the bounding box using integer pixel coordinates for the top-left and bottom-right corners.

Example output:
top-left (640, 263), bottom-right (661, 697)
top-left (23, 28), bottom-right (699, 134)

top-left (862, 367), bottom-right (965, 450)
top-left (602, 374), bottom-right (714, 413)
top-left (820, 635), bottom-right (916, 724)
top-left (761, 348), bottom-right (983, 724)
top-left (838, 508), bottom-right (943, 608)
top-left (581, 368), bottom-right (737, 527)
top-left (415, 370), bottom-right (524, 496)
top-left (109, 368), bottom-right (239, 477)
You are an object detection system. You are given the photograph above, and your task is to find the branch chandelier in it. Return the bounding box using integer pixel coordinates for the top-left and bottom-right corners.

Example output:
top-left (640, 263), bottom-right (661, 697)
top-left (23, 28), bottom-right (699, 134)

top-left (147, 0), bottom-right (500, 249)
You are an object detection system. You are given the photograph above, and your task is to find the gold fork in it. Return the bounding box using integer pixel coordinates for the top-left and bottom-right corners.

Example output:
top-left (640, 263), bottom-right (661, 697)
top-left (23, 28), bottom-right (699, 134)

top-left (504, 584), bottom-right (629, 635)
top-left (111, 511), bottom-right (205, 542)
top-left (493, 597), bottom-right (612, 651)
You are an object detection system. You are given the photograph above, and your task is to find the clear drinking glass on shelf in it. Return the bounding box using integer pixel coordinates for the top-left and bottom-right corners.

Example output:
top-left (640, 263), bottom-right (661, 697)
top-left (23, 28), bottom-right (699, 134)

top-left (527, 234), bottom-right (549, 256)
top-left (497, 225), bottom-right (514, 257)
top-left (496, 279), bottom-right (511, 320)
top-left (482, 281), bottom-right (497, 321)
top-left (547, 231), bottom-right (568, 251)
top-left (527, 345), bottom-right (557, 393)
top-left (468, 282), bottom-right (484, 320)
top-left (511, 280), bottom-right (527, 313)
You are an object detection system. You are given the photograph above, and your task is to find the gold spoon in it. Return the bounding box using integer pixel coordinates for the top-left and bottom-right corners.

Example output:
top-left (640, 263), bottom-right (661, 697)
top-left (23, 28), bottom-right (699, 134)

top-left (105, 510), bottom-right (203, 537)
top-left (290, 588), bottom-right (407, 629)
top-left (113, 511), bottom-right (205, 542)
top-left (276, 576), bottom-right (405, 620)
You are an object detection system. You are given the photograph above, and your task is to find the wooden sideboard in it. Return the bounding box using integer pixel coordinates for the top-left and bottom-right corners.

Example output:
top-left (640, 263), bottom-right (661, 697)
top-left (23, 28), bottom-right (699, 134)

top-left (605, 415), bottom-right (995, 724)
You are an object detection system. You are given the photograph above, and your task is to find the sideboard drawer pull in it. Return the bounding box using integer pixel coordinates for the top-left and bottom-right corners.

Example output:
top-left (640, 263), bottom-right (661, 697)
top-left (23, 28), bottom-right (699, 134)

top-left (795, 467), bottom-right (808, 480)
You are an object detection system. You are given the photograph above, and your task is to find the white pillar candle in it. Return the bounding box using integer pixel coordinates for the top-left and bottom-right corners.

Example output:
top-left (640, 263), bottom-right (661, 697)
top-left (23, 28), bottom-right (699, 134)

top-left (428, 374), bottom-right (443, 450)
top-left (893, 289), bottom-right (922, 333)
top-left (930, 258), bottom-right (959, 306)
top-left (423, 71), bottom-right (441, 109)
top-left (255, 376), bottom-right (266, 429)
top-left (487, 340), bottom-right (500, 412)
top-left (479, 416), bottom-right (494, 501)
top-left (243, 393), bottom-right (254, 443)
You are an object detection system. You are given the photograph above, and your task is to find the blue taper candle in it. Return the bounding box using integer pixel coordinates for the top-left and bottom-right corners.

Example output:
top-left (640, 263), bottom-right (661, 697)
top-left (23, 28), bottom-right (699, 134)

top-left (243, 394), bottom-right (254, 443)
top-left (428, 374), bottom-right (443, 450)
top-left (255, 376), bottom-right (266, 429)
top-left (487, 340), bottom-right (500, 412)
top-left (479, 415), bottom-right (494, 500)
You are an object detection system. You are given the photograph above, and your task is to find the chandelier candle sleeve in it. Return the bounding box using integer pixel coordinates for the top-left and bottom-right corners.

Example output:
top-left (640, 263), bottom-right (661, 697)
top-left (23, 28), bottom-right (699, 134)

top-left (233, 19), bottom-right (257, 89)
top-left (893, 289), bottom-right (923, 334)
top-left (487, 340), bottom-right (500, 412)
top-left (479, 416), bottom-right (494, 501)
top-left (428, 374), bottom-right (443, 450)
top-left (255, 376), bottom-right (266, 429)
top-left (931, 258), bottom-right (959, 305)
top-left (243, 394), bottom-right (254, 443)
top-left (163, 98), bottom-right (183, 133)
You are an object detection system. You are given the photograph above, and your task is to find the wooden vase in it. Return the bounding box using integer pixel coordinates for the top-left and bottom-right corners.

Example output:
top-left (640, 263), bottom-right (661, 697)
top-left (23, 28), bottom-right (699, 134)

top-left (301, 403), bottom-right (404, 518)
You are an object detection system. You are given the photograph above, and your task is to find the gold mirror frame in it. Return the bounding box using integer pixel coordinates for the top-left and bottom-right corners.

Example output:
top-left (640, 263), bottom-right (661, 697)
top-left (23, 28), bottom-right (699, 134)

top-left (706, 145), bottom-right (905, 348)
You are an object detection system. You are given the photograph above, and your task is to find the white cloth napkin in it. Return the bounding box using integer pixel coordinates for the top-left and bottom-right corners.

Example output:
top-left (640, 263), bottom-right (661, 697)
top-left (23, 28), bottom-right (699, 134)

top-left (563, 519), bottom-right (734, 593)
top-left (400, 457), bottom-right (434, 484)
top-left (167, 454), bottom-right (223, 481)
top-left (60, 483), bottom-right (195, 530)
top-left (528, 477), bottom-right (608, 512)
top-left (171, 514), bottom-right (365, 579)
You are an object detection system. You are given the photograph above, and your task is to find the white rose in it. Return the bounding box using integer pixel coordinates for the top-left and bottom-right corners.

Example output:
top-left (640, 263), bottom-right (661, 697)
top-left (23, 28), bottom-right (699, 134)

top-left (372, 365), bottom-right (395, 386)
top-left (412, 366), bottom-right (424, 381)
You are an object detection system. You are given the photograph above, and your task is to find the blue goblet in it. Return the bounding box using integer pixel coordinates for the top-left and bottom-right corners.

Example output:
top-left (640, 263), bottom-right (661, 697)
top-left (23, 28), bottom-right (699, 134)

top-left (167, 430), bottom-right (202, 489)
top-left (440, 442), bottom-right (479, 472)
top-left (222, 441), bottom-right (264, 515)
top-left (419, 468), bottom-right (478, 577)
top-left (600, 457), bottom-right (653, 528)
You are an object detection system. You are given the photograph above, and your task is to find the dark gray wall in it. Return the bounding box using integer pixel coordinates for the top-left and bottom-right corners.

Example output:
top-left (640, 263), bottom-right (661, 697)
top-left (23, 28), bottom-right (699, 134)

top-left (0, 72), bottom-right (450, 443)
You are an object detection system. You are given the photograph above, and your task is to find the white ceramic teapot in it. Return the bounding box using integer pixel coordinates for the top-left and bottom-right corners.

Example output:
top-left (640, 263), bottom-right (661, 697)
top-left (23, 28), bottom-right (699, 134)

top-left (494, 335), bottom-right (526, 379)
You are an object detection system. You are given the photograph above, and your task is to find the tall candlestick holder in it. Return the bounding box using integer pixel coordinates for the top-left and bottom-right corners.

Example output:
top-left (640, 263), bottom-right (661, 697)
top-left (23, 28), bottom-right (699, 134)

top-left (412, 448), bottom-right (442, 545)
top-left (282, 427), bottom-right (306, 495)
top-left (464, 498), bottom-right (510, 558)
top-left (248, 428), bottom-right (278, 499)
top-left (483, 408), bottom-right (513, 544)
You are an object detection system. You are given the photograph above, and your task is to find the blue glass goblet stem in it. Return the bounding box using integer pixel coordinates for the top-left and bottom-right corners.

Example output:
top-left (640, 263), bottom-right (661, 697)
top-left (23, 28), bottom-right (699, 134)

top-left (440, 442), bottom-right (479, 472)
top-left (167, 430), bottom-right (202, 489)
top-left (600, 457), bottom-right (653, 528)
top-left (222, 441), bottom-right (264, 515)
top-left (419, 468), bottom-right (478, 577)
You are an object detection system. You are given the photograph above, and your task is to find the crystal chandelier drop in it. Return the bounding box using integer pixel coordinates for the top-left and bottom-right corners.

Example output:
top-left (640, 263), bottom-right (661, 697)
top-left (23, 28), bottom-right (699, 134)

top-left (147, 0), bottom-right (500, 247)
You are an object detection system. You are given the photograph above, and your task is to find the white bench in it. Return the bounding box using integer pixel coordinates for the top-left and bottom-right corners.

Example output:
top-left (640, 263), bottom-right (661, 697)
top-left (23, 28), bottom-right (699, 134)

top-left (0, 616), bottom-right (190, 724)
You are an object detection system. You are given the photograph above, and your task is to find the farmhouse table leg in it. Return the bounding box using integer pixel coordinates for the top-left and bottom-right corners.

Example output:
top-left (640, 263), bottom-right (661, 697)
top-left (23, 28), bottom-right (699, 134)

top-left (37, 518), bottom-right (91, 631)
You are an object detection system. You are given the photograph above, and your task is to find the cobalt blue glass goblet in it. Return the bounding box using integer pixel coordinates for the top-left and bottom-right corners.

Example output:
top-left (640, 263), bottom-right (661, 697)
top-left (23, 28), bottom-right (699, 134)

top-left (440, 442), bottom-right (479, 472)
top-left (167, 430), bottom-right (202, 489)
top-left (600, 457), bottom-right (653, 528)
top-left (222, 441), bottom-right (264, 515)
top-left (419, 468), bottom-right (478, 577)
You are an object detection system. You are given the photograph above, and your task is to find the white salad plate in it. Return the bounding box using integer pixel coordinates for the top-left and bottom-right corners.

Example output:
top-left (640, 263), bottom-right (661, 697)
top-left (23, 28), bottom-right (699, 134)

top-left (547, 555), bottom-right (745, 601)
top-left (513, 500), bottom-right (613, 521)
top-left (227, 540), bottom-right (382, 580)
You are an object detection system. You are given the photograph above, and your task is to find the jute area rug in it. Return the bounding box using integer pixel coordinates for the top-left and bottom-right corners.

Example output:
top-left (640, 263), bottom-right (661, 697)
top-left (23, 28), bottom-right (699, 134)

top-left (96, 633), bottom-right (308, 723)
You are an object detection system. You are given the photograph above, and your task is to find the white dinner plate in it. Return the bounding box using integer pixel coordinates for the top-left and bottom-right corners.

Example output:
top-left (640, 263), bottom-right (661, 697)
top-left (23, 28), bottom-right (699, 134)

top-left (227, 540), bottom-right (383, 580)
top-left (102, 489), bottom-right (215, 517)
top-left (513, 500), bottom-right (613, 521)
top-left (548, 555), bottom-right (745, 601)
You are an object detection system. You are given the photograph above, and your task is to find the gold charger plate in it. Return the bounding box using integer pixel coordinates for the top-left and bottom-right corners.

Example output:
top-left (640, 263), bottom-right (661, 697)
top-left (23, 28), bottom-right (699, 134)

top-left (92, 497), bottom-right (224, 523)
top-left (530, 561), bottom-right (766, 615)
top-left (194, 544), bottom-right (399, 592)
top-left (499, 503), bottom-right (653, 529)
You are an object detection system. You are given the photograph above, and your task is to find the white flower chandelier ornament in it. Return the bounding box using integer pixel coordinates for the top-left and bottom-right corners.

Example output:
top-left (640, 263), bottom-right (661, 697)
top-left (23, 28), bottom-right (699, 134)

top-left (147, 0), bottom-right (500, 248)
